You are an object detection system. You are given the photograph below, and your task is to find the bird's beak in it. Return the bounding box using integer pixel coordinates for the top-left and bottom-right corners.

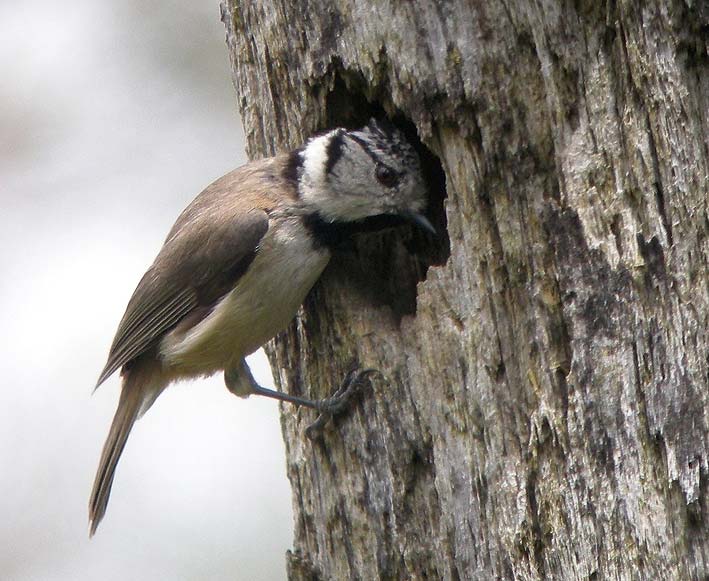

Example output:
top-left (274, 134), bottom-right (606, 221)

top-left (400, 210), bottom-right (437, 236)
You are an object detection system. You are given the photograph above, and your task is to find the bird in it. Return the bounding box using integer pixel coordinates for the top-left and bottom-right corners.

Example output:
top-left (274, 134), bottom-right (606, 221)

top-left (89, 118), bottom-right (434, 535)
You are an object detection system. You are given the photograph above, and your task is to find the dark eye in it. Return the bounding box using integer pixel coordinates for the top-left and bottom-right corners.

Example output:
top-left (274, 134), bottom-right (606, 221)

top-left (375, 164), bottom-right (399, 188)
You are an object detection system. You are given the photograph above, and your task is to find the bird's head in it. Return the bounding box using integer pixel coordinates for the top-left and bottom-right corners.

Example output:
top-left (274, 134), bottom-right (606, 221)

top-left (297, 119), bottom-right (434, 234)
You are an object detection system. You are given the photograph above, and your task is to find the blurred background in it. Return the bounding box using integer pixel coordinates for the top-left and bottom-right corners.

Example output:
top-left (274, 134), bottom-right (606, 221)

top-left (0, 1), bottom-right (293, 579)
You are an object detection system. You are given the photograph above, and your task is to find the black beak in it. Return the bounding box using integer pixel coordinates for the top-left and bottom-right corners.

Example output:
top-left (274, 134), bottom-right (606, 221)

top-left (400, 210), bottom-right (437, 236)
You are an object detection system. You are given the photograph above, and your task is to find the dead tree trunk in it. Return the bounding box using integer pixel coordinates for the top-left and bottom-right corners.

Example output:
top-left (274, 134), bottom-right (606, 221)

top-left (221, 1), bottom-right (709, 579)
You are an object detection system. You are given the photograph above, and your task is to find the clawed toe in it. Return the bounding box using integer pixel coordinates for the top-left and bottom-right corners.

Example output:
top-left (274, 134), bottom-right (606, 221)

top-left (305, 368), bottom-right (379, 440)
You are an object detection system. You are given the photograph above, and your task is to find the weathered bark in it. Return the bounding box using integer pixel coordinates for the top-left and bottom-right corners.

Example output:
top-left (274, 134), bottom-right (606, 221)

top-left (221, 1), bottom-right (709, 579)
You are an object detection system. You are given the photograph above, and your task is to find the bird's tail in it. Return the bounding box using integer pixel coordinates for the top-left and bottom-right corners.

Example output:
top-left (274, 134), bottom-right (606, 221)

top-left (89, 360), bottom-right (164, 536)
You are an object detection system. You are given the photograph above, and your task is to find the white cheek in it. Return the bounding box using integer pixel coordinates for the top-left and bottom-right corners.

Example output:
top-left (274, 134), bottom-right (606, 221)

top-left (300, 132), bottom-right (334, 208)
top-left (321, 194), bottom-right (374, 221)
top-left (302, 134), bottom-right (330, 183)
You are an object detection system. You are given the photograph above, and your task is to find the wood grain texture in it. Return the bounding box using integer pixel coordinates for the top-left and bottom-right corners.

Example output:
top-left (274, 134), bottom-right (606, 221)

top-left (221, 1), bottom-right (709, 578)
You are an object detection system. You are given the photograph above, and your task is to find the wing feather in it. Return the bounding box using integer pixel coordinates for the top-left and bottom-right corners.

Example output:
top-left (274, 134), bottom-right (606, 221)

top-left (96, 200), bottom-right (270, 388)
top-left (96, 287), bottom-right (197, 386)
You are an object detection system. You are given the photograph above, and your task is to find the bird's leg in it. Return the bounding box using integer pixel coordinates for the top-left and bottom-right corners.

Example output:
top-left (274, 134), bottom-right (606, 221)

top-left (224, 360), bottom-right (377, 437)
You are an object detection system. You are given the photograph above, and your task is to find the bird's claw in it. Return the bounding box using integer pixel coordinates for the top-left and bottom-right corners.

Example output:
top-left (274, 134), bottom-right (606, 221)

top-left (305, 368), bottom-right (379, 440)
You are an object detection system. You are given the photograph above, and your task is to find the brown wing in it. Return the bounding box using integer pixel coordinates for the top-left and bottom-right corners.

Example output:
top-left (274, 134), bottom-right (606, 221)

top-left (95, 201), bottom-right (270, 388)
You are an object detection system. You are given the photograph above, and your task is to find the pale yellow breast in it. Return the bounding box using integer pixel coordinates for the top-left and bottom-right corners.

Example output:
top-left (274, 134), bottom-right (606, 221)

top-left (159, 216), bottom-right (330, 376)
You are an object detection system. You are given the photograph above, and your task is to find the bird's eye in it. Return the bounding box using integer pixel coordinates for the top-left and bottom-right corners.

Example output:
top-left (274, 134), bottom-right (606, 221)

top-left (375, 164), bottom-right (399, 188)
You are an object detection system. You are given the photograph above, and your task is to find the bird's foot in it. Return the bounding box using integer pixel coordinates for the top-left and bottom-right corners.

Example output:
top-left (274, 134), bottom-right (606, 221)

top-left (305, 368), bottom-right (379, 441)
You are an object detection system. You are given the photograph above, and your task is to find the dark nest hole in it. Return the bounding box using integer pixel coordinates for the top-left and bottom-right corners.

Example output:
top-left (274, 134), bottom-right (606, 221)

top-left (310, 75), bottom-right (450, 321)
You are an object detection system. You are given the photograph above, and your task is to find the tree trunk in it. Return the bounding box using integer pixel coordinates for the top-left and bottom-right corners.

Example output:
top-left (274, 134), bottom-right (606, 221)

top-left (221, 1), bottom-right (709, 579)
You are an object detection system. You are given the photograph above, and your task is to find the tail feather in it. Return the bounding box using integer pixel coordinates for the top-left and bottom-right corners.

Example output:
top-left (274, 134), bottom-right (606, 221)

top-left (89, 362), bottom-right (164, 536)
